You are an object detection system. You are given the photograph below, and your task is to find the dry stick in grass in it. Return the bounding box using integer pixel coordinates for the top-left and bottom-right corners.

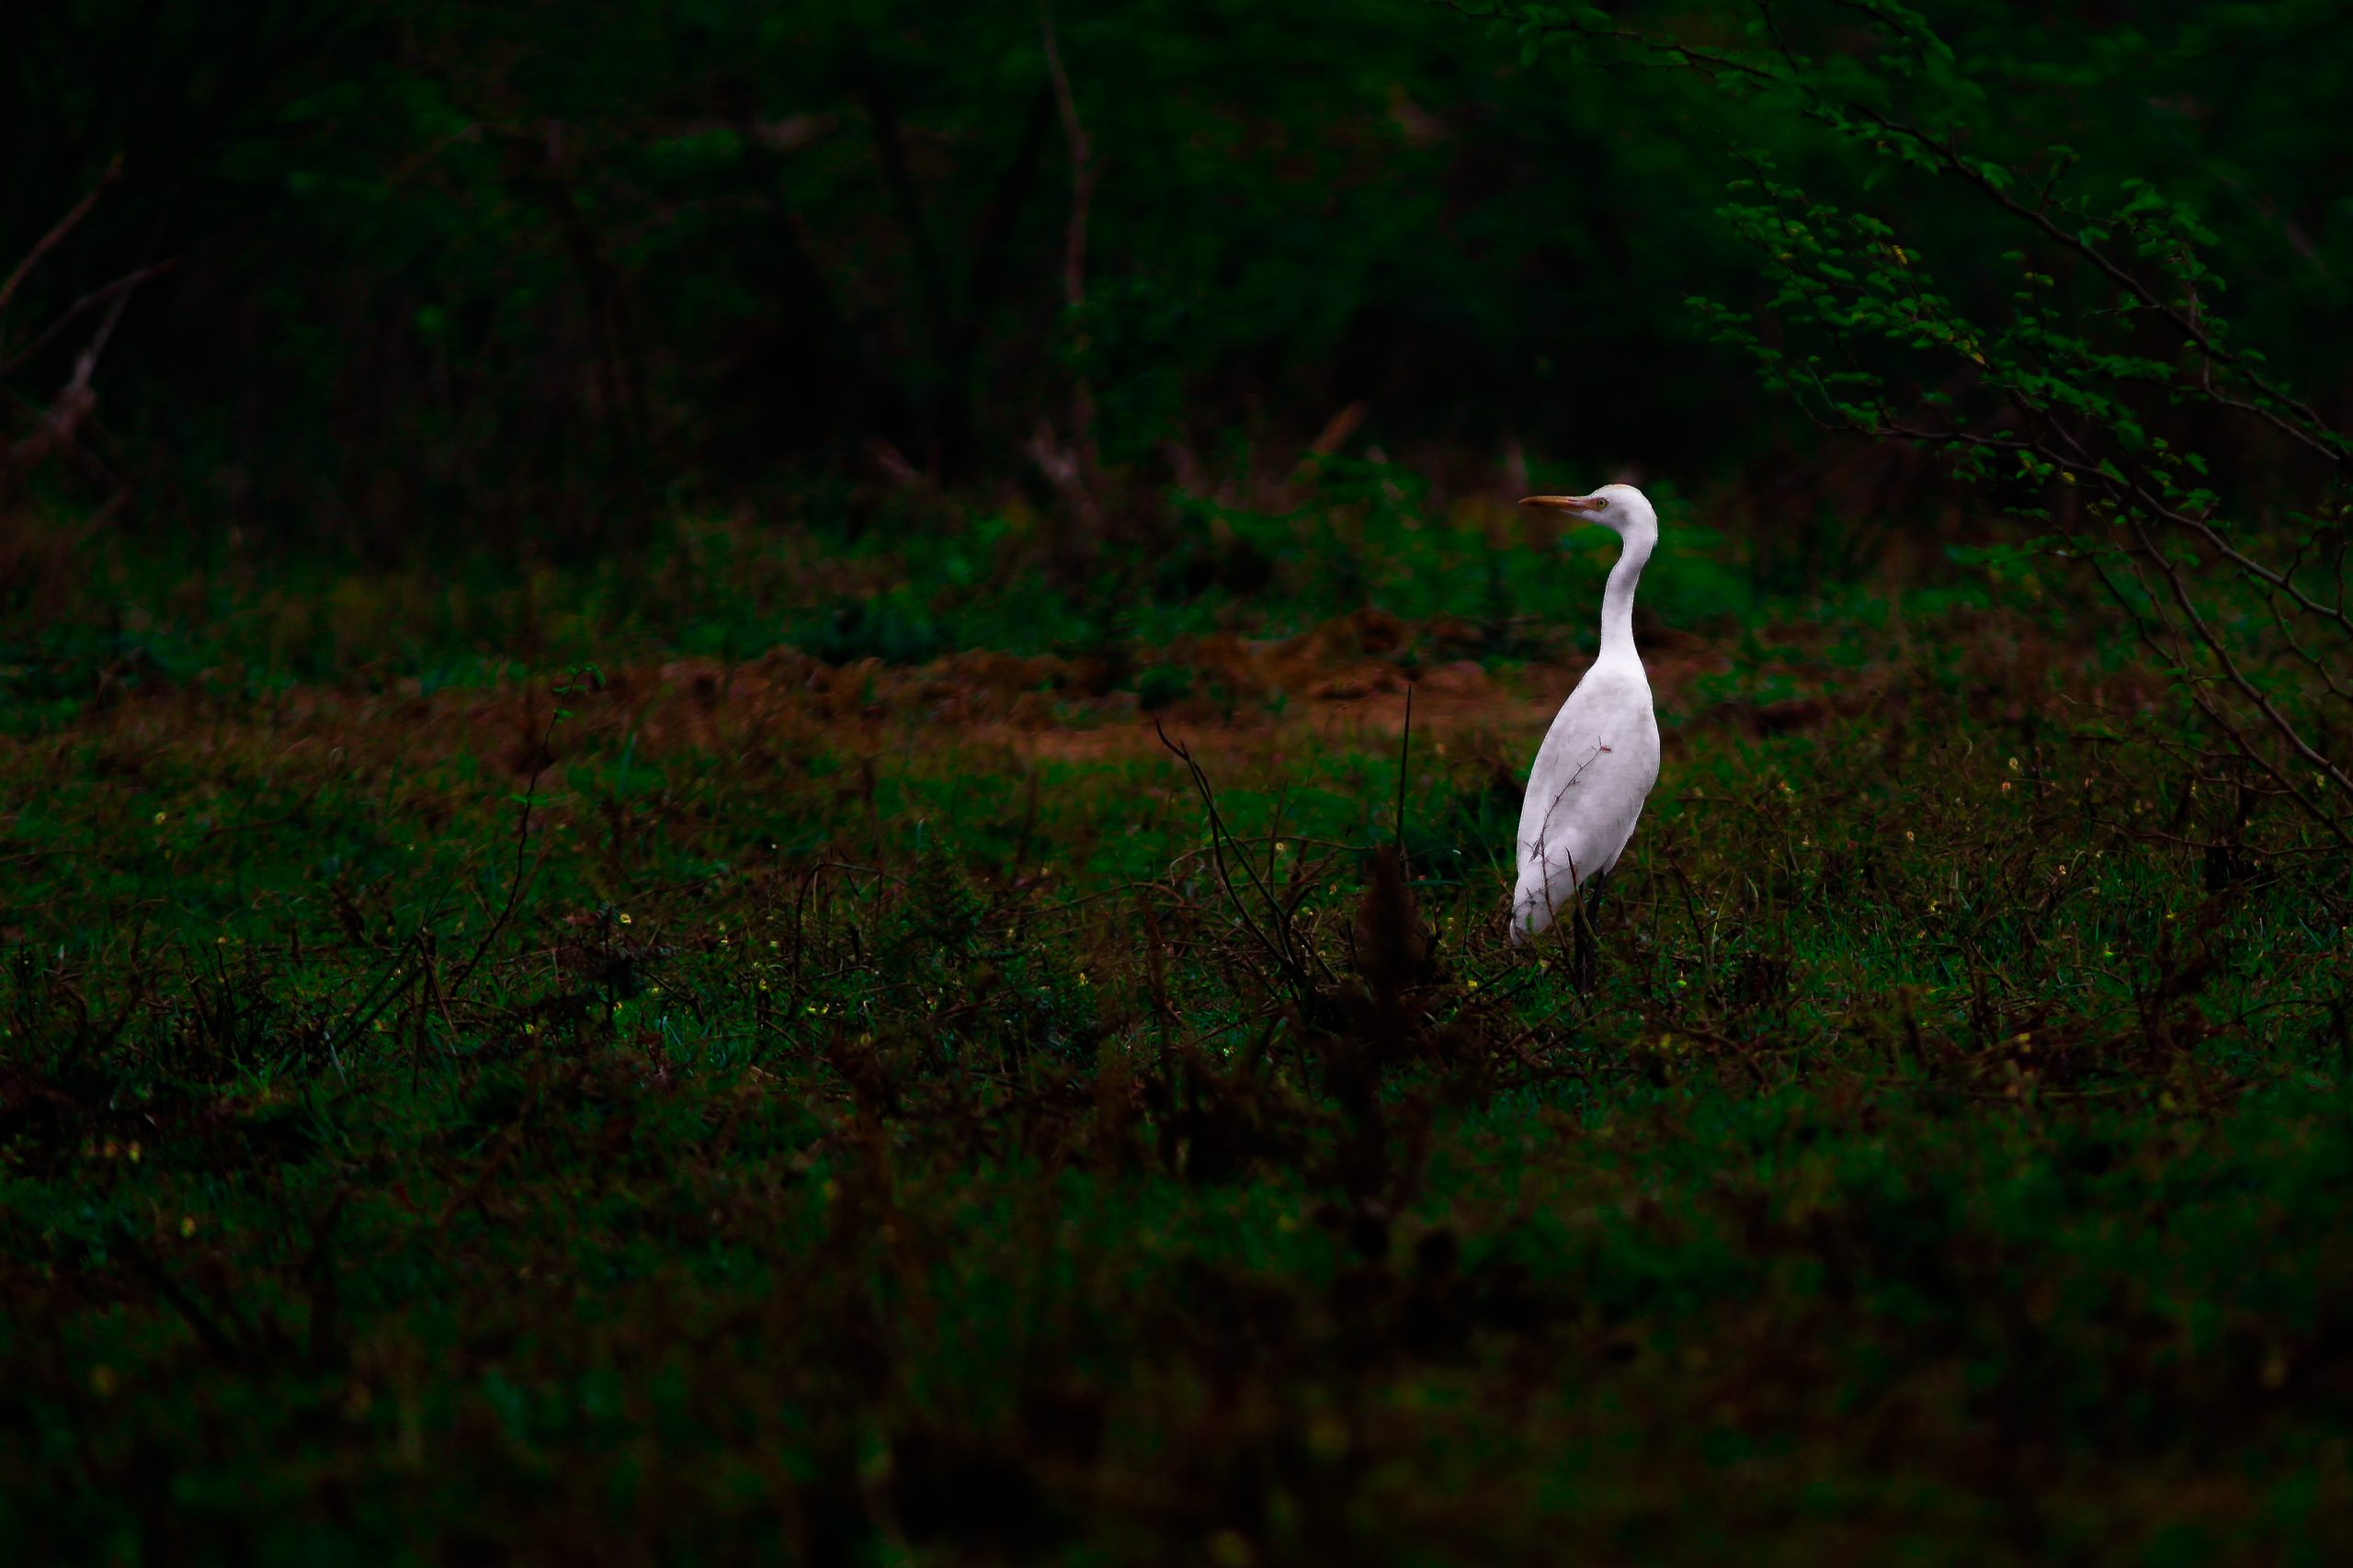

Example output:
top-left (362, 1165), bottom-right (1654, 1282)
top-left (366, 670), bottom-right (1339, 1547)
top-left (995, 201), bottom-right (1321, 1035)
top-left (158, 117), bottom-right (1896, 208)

top-left (1253, 783), bottom-right (1345, 990)
top-left (320, 946), bottom-right (424, 1085)
top-left (792, 861), bottom-right (912, 982)
top-left (1154, 718), bottom-right (1316, 1004)
top-left (1139, 895), bottom-right (1181, 1028)
top-left (443, 684), bottom-right (580, 1002)
top-left (1659, 864), bottom-right (1741, 1006)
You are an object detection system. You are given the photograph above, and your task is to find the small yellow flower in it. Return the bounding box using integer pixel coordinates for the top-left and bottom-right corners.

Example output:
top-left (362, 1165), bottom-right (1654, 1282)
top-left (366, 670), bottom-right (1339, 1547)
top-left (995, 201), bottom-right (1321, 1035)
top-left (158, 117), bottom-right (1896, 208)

top-left (619, 912), bottom-right (633, 926)
top-left (153, 812), bottom-right (166, 825)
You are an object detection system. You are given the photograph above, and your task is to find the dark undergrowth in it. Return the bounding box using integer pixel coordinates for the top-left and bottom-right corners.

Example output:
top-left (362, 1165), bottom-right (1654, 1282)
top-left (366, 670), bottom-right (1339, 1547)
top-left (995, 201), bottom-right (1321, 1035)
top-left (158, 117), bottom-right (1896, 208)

top-left (5, 562), bottom-right (2353, 1564)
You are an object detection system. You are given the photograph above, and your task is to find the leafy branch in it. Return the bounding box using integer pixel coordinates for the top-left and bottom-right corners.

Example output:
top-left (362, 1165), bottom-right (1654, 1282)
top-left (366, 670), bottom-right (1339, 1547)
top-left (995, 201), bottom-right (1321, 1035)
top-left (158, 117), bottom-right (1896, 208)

top-left (1456, 0), bottom-right (2353, 840)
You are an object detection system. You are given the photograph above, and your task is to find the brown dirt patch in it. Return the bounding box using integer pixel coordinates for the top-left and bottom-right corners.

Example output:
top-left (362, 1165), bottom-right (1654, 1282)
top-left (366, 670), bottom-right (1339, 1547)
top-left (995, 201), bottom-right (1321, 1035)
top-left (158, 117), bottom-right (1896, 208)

top-left (4, 608), bottom-right (1759, 781)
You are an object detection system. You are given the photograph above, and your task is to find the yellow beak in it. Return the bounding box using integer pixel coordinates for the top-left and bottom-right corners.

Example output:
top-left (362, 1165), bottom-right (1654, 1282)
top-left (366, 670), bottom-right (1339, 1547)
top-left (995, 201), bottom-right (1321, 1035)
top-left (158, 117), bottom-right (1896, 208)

top-left (1518, 494), bottom-right (1604, 513)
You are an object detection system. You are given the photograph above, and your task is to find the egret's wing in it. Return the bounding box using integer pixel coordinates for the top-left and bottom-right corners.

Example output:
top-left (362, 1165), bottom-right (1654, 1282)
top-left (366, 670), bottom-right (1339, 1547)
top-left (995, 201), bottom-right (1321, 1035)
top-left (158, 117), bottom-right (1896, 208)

top-left (1512, 671), bottom-right (1659, 937)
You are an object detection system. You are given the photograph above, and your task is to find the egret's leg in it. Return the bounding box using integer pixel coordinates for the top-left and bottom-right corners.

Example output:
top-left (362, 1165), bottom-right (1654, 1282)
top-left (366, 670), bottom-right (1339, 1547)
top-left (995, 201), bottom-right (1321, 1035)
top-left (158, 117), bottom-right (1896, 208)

top-left (1569, 884), bottom-right (1592, 994)
top-left (1572, 869), bottom-right (1609, 993)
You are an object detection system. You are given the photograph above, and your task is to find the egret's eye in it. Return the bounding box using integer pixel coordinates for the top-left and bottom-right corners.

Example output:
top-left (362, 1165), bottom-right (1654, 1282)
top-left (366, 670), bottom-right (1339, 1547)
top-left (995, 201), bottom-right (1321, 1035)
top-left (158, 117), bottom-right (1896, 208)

top-left (1595, 498), bottom-right (1610, 509)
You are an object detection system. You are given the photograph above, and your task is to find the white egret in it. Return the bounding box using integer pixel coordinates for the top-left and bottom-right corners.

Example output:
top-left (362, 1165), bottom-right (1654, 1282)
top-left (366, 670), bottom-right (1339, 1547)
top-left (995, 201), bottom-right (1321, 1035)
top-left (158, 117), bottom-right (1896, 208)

top-left (1508, 483), bottom-right (1661, 971)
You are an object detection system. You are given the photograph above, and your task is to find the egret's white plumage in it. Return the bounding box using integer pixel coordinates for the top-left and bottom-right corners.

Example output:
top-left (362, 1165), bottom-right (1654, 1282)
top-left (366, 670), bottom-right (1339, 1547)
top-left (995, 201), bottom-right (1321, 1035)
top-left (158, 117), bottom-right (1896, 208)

top-left (1510, 483), bottom-right (1661, 942)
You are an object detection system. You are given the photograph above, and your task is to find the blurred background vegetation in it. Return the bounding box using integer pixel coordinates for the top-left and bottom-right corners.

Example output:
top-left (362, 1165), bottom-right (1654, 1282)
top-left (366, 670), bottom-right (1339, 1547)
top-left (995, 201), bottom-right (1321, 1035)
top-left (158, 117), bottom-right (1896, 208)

top-left (7, 0), bottom-right (2350, 569)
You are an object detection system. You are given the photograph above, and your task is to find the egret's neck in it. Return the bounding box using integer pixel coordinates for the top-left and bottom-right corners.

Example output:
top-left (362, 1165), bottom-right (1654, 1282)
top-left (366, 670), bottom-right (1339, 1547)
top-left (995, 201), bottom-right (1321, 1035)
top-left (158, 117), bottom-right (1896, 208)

top-left (1597, 518), bottom-right (1655, 664)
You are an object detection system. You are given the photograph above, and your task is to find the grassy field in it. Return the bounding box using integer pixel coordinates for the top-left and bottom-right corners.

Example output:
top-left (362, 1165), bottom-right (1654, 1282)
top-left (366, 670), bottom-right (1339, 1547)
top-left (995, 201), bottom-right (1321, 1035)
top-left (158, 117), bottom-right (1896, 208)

top-left (5, 500), bottom-right (2352, 1564)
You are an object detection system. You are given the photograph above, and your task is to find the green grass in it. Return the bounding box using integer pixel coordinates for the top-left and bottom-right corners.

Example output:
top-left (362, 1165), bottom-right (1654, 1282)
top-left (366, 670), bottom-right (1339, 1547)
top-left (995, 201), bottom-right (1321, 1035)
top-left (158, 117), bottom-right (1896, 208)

top-left (4, 510), bottom-right (2352, 1563)
top-left (2, 467), bottom-right (1927, 730)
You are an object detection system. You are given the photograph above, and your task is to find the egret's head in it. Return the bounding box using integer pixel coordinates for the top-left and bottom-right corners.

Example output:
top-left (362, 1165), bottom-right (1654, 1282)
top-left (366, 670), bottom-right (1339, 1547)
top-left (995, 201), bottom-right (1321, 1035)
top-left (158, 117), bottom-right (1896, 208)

top-left (1518, 483), bottom-right (1654, 535)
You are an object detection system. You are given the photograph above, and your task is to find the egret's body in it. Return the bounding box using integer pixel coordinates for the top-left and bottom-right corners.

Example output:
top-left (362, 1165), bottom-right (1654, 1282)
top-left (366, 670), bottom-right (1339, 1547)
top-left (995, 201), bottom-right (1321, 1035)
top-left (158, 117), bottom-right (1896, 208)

top-left (1510, 483), bottom-right (1661, 944)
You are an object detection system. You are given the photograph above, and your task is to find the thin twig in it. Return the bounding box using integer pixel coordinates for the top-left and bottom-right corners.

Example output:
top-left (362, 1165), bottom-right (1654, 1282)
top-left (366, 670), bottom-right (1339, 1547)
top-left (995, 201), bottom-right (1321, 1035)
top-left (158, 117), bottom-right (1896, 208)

top-left (445, 697), bottom-right (565, 999)
top-left (0, 155), bottom-right (122, 319)
top-left (0, 261), bottom-right (178, 378)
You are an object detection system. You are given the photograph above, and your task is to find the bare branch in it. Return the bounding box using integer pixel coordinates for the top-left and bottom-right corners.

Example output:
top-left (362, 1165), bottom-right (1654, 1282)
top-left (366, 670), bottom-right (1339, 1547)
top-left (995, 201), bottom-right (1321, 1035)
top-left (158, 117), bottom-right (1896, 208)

top-left (0, 155), bottom-right (123, 322)
top-left (7, 271), bottom-right (142, 474)
top-left (0, 261), bottom-right (176, 379)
